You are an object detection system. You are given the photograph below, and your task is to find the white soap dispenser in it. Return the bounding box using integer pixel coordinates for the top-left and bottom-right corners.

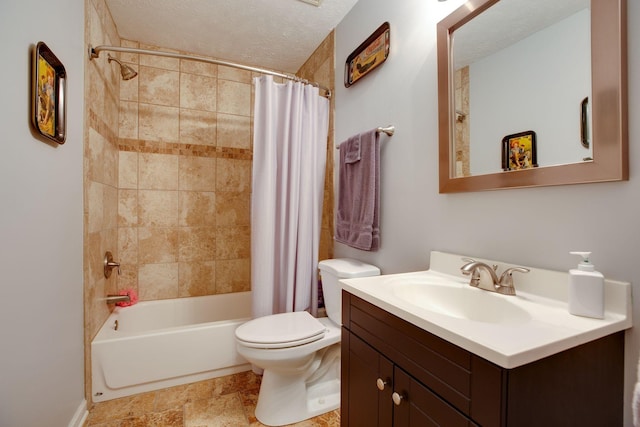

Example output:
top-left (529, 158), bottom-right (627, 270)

top-left (568, 251), bottom-right (604, 319)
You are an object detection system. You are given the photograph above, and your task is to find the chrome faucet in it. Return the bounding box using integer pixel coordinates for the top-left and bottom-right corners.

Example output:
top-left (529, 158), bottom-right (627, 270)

top-left (460, 260), bottom-right (529, 296)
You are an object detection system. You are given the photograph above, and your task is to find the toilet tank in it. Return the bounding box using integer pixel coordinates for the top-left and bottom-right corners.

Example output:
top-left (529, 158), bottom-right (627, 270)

top-left (318, 259), bottom-right (380, 325)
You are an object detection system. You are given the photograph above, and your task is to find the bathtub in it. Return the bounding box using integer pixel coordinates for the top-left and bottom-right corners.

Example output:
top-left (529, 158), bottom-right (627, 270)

top-left (91, 291), bottom-right (252, 402)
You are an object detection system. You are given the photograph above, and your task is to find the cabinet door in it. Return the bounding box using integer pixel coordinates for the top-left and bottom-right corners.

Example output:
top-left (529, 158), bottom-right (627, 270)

top-left (346, 332), bottom-right (394, 426)
top-left (392, 367), bottom-right (475, 427)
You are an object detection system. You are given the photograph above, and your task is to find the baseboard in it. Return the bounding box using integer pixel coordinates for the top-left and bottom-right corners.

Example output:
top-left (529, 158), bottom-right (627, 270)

top-left (68, 399), bottom-right (88, 427)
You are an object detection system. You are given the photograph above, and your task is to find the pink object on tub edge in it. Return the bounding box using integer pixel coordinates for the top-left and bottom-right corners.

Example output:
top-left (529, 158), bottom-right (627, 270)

top-left (116, 288), bottom-right (138, 307)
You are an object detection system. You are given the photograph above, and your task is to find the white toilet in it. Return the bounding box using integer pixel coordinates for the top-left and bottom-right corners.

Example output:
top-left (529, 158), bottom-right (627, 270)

top-left (235, 258), bottom-right (380, 426)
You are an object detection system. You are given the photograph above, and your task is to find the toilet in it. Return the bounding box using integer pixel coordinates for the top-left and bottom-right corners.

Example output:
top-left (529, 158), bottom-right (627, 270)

top-left (235, 258), bottom-right (380, 426)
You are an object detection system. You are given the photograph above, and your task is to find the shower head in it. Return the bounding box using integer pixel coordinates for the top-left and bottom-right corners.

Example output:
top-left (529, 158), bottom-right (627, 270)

top-left (107, 54), bottom-right (138, 80)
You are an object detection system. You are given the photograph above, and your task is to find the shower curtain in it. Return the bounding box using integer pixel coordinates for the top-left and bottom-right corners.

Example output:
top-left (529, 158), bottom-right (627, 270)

top-left (251, 75), bottom-right (329, 319)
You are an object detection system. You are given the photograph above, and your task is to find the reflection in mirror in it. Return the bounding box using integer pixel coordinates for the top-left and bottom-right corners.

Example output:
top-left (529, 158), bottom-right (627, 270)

top-left (437, 0), bottom-right (628, 193)
top-left (453, 0), bottom-right (591, 177)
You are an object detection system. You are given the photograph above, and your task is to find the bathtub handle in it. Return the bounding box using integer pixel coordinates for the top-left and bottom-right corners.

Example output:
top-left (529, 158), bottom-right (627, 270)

top-left (104, 251), bottom-right (121, 278)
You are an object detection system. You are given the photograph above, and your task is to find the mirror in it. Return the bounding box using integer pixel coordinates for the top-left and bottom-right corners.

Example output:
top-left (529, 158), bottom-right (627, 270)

top-left (437, 0), bottom-right (628, 193)
top-left (454, 0), bottom-right (592, 177)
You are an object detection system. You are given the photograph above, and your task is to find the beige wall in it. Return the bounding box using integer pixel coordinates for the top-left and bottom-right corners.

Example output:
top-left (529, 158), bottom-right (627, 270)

top-left (85, 0), bottom-right (336, 404)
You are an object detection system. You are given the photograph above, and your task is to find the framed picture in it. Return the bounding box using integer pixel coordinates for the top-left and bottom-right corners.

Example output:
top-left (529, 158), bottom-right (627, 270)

top-left (32, 41), bottom-right (67, 144)
top-left (502, 131), bottom-right (538, 171)
top-left (344, 22), bottom-right (390, 88)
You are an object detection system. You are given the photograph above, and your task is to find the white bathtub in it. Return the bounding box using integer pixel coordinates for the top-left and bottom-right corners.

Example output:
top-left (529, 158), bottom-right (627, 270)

top-left (91, 292), bottom-right (252, 402)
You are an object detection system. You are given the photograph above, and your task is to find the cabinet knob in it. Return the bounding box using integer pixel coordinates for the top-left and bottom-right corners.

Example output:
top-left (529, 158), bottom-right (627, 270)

top-left (392, 392), bottom-right (404, 406)
top-left (376, 378), bottom-right (388, 391)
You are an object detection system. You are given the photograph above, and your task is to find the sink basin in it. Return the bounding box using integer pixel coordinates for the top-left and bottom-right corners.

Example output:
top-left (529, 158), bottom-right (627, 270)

top-left (339, 252), bottom-right (632, 369)
top-left (391, 280), bottom-right (532, 324)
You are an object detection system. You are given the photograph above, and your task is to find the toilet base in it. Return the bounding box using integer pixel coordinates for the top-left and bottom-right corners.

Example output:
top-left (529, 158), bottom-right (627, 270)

top-left (254, 344), bottom-right (340, 426)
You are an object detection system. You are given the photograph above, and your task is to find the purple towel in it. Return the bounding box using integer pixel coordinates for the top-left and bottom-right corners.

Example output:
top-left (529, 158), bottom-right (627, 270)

top-left (335, 129), bottom-right (380, 251)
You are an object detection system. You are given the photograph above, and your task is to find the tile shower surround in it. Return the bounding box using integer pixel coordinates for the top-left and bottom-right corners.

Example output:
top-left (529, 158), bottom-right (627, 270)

top-left (86, 0), bottom-right (335, 405)
top-left (114, 42), bottom-right (255, 302)
top-left (110, 37), bottom-right (334, 304)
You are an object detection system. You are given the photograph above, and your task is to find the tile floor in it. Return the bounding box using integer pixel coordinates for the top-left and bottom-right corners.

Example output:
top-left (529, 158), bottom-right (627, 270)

top-left (85, 370), bottom-right (340, 427)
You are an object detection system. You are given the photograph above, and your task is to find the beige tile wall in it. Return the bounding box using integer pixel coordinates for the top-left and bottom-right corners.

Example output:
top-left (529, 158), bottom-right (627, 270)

top-left (115, 34), bottom-right (336, 302)
top-left (85, 0), bottom-right (122, 403)
top-left (454, 66), bottom-right (470, 177)
top-left (115, 40), bottom-right (254, 301)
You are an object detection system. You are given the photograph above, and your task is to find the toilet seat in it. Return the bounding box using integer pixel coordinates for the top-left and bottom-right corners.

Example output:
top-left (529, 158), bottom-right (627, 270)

top-left (235, 311), bottom-right (326, 349)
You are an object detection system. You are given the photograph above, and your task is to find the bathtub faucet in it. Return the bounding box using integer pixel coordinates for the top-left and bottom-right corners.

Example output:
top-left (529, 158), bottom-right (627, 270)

top-left (105, 294), bottom-right (130, 304)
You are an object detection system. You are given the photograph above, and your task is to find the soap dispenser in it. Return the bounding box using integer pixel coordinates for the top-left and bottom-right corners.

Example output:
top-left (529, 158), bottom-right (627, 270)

top-left (568, 251), bottom-right (604, 319)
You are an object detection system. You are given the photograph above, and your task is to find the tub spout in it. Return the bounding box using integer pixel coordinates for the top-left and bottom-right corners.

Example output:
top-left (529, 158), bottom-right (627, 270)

top-left (105, 294), bottom-right (130, 304)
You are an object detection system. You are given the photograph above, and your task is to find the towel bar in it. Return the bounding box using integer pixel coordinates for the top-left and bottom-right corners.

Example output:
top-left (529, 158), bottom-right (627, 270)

top-left (337, 125), bottom-right (394, 149)
top-left (376, 125), bottom-right (395, 136)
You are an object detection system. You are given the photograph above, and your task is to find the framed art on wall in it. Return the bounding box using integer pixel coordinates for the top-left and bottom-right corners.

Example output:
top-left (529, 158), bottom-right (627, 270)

top-left (344, 22), bottom-right (390, 87)
top-left (32, 41), bottom-right (67, 144)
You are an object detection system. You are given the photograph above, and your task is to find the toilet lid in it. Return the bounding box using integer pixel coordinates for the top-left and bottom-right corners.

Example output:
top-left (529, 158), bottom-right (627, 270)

top-left (235, 311), bottom-right (326, 349)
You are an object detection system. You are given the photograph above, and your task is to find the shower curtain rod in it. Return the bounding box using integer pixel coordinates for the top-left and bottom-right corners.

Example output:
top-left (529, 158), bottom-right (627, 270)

top-left (88, 44), bottom-right (332, 98)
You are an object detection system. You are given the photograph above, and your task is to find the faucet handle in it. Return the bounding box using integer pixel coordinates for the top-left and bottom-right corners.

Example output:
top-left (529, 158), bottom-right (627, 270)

top-left (104, 251), bottom-right (121, 278)
top-left (499, 267), bottom-right (530, 287)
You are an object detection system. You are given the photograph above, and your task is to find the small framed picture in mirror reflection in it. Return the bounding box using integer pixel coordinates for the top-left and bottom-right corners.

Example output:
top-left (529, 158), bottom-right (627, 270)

top-left (502, 131), bottom-right (538, 171)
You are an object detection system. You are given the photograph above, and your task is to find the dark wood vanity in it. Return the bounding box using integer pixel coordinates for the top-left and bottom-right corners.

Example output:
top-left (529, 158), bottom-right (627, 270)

top-left (341, 291), bottom-right (624, 426)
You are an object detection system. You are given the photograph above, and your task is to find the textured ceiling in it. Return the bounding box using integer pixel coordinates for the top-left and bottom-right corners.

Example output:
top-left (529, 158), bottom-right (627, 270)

top-left (105, 0), bottom-right (359, 73)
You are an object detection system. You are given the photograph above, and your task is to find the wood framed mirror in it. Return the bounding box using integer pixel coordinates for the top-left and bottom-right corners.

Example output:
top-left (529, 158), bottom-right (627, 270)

top-left (437, 0), bottom-right (627, 193)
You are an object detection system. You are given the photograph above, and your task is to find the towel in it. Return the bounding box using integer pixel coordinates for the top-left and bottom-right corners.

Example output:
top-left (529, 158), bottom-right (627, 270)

top-left (343, 137), bottom-right (361, 163)
top-left (335, 129), bottom-right (380, 251)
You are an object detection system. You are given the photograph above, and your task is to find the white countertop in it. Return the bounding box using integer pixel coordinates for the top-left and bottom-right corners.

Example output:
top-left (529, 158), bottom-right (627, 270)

top-left (340, 251), bottom-right (632, 369)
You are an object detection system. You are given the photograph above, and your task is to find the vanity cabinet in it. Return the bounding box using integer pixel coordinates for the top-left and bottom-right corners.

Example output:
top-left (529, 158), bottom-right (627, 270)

top-left (341, 292), bottom-right (624, 426)
top-left (345, 330), bottom-right (475, 426)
